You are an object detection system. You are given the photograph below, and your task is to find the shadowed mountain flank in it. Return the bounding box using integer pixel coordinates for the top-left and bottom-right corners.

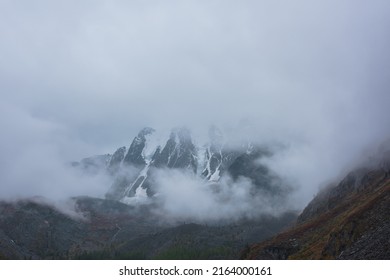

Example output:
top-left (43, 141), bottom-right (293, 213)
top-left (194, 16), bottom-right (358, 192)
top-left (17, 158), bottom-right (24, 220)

top-left (242, 156), bottom-right (390, 260)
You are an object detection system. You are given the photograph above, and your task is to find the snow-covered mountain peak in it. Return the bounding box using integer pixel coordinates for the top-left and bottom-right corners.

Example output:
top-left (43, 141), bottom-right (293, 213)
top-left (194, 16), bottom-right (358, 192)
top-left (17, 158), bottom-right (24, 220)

top-left (86, 126), bottom-right (282, 204)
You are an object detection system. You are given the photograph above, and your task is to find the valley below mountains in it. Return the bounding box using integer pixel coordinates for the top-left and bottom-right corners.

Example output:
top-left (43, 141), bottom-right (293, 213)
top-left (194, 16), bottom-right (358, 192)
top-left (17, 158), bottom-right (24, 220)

top-left (1, 127), bottom-right (389, 260)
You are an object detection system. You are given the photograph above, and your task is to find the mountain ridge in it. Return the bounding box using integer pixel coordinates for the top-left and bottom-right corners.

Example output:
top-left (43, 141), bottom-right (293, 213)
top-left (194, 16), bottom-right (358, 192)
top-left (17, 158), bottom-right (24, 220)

top-left (73, 126), bottom-right (286, 205)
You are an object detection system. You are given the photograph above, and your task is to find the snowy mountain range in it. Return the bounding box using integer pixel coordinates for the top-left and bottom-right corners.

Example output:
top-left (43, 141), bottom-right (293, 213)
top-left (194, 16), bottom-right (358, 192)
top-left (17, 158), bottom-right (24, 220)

top-left (74, 126), bottom-right (285, 204)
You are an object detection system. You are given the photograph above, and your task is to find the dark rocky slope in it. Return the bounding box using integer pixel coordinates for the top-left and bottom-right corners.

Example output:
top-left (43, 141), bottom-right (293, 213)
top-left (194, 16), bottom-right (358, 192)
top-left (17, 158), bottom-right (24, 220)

top-left (242, 160), bottom-right (390, 260)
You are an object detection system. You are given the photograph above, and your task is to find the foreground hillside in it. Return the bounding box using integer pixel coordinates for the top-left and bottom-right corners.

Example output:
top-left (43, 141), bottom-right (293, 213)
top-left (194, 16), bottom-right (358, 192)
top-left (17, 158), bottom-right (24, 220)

top-left (242, 159), bottom-right (390, 260)
top-left (0, 197), bottom-right (296, 260)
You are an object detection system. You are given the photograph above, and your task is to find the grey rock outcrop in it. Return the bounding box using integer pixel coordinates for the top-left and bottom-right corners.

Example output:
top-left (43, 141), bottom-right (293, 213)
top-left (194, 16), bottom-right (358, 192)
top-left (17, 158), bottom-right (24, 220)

top-left (101, 126), bottom-right (287, 203)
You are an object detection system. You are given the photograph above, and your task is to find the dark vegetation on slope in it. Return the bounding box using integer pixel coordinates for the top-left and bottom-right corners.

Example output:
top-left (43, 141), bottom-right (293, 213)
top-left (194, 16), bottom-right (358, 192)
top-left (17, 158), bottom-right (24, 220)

top-left (242, 163), bottom-right (390, 260)
top-left (0, 197), bottom-right (296, 260)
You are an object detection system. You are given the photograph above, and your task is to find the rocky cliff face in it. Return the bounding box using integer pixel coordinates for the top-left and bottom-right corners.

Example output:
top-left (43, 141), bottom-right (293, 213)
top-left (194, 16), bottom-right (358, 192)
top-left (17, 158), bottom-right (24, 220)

top-left (107, 146), bottom-right (126, 175)
top-left (102, 126), bottom-right (282, 203)
top-left (152, 127), bottom-right (197, 171)
top-left (105, 127), bottom-right (199, 200)
top-left (242, 154), bottom-right (390, 260)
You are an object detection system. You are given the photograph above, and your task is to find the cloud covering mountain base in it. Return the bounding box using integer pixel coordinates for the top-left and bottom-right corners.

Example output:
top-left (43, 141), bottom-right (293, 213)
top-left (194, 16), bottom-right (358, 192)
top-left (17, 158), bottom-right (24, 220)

top-left (0, 0), bottom-right (389, 222)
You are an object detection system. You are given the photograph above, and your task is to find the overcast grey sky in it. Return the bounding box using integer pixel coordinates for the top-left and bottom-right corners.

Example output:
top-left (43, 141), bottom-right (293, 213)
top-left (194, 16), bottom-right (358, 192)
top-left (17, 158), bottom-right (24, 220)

top-left (1, 0), bottom-right (389, 204)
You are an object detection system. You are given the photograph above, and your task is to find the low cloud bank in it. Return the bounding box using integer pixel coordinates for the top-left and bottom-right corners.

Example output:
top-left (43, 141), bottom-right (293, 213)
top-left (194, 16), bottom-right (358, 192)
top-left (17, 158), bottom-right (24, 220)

top-left (151, 168), bottom-right (292, 223)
